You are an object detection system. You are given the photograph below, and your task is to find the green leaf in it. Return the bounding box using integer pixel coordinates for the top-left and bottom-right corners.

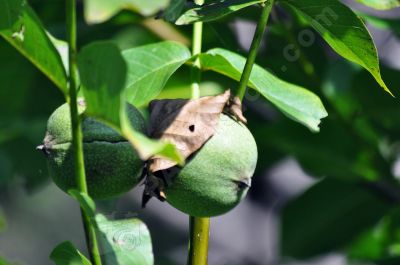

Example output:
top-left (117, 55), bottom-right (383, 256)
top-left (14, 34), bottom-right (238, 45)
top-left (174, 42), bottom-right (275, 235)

top-left (0, 257), bottom-right (7, 265)
top-left (258, 61), bottom-right (386, 181)
top-left (351, 68), bottom-right (400, 133)
top-left (175, 0), bottom-right (265, 25)
top-left (378, 258), bottom-right (400, 265)
top-left (356, 0), bottom-right (400, 10)
top-left (199, 48), bottom-right (327, 132)
top-left (83, 0), bottom-right (169, 24)
top-left (78, 41), bottom-right (126, 126)
top-left (0, 210), bottom-right (6, 233)
top-left (78, 41), bottom-right (184, 163)
top-left (48, 33), bottom-right (69, 75)
top-left (122, 41), bottom-right (191, 107)
top-left (361, 14), bottom-right (400, 37)
top-left (347, 208), bottom-right (400, 263)
top-left (68, 190), bottom-right (96, 218)
top-left (52, 195), bottom-right (153, 265)
top-left (162, 0), bottom-right (186, 22)
top-left (50, 241), bottom-right (92, 265)
top-left (0, 0), bottom-right (68, 94)
top-left (279, 0), bottom-right (393, 96)
top-left (0, 257), bottom-right (19, 265)
top-left (95, 214), bottom-right (154, 265)
top-left (281, 178), bottom-right (392, 259)
top-left (0, 0), bottom-right (23, 30)
top-left (347, 218), bottom-right (391, 261)
top-left (261, 119), bottom-right (381, 181)
top-left (119, 114), bottom-right (184, 164)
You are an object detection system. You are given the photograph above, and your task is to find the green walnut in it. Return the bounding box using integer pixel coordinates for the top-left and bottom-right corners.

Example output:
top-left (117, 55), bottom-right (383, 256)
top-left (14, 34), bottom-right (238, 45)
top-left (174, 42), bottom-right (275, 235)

top-left (164, 114), bottom-right (258, 217)
top-left (42, 102), bottom-right (145, 200)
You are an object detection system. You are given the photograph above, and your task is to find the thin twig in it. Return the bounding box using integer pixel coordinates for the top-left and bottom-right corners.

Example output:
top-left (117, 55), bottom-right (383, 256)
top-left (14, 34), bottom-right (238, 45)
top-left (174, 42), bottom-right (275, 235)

top-left (190, 0), bottom-right (204, 99)
top-left (66, 1), bottom-right (102, 264)
top-left (237, 0), bottom-right (275, 100)
top-left (188, 1), bottom-right (211, 265)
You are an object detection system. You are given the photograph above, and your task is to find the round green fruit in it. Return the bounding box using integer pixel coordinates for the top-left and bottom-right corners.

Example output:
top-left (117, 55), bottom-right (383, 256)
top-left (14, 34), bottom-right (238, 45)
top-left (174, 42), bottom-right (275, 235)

top-left (42, 102), bottom-right (145, 200)
top-left (164, 114), bottom-right (258, 217)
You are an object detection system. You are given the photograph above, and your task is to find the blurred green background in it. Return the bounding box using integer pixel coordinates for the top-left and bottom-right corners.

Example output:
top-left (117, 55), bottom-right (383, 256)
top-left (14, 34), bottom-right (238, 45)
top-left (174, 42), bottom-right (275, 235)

top-left (1, 0), bottom-right (400, 265)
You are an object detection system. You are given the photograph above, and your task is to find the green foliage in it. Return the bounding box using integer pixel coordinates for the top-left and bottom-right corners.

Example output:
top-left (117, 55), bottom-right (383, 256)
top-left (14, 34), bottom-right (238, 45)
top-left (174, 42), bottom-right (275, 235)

top-left (122, 41), bottom-right (191, 106)
top-left (279, 0), bottom-right (393, 95)
top-left (50, 241), bottom-right (92, 265)
top-left (347, 218), bottom-right (392, 261)
top-left (95, 214), bottom-right (154, 265)
top-left (78, 42), bottom-right (126, 126)
top-left (0, 257), bottom-right (7, 265)
top-left (0, 257), bottom-right (20, 265)
top-left (351, 69), bottom-right (400, 133)
top-left (162, 0), bottom-right (186, 22)
top-left (356, 0), bottom-right (400, 10)
top-left (69, 190), bottom-right (96, 218)
top-left (346, 208), bottom-right (400, 264)
top-left (361, 15), bottom-right (400, 37)
top-left (1, 0), bottom-right (399, 263)
top-left (173, 0), bottom-right (265, 25)
top-left (0, 0), bottom-right (67, 94)
top-left (258, 119), bottom-right (381, 181)
top-left (199, 48), bottom-right (328, 131)
top-left (0, 211), bottom-right (6, 232)
top-left (0, 0), bottom-right (23, 29)
top-left (78, 41), bottom-right (184, 163)
top-left (67, 192), bottom-right (154, 265)
top-left (0, 38), bottom-right (63, 190)
top-left (83, 0), bottom-right (169, 24)
top-left (281, 178), bottom-right (393, 259)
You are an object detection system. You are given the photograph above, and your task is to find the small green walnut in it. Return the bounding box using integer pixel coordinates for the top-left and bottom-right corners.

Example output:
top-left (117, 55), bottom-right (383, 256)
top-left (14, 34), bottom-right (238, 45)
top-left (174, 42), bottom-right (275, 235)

top-left (163, 114), bottom-right (258, 217)
top-left (41, 101), bottom-right (145, 199)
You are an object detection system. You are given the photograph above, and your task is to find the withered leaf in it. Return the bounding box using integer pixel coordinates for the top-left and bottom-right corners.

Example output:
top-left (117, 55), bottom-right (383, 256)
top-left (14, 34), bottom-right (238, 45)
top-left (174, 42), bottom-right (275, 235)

top-left (225, 95), bottom-right (247, 124)
top-left (149, 89), bottom-right (236, 172)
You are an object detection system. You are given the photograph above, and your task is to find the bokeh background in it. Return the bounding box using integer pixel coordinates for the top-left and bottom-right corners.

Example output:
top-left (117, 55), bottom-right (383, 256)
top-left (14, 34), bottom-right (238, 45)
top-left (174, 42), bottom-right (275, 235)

top-left (1, 0), bottom-right (400, 264)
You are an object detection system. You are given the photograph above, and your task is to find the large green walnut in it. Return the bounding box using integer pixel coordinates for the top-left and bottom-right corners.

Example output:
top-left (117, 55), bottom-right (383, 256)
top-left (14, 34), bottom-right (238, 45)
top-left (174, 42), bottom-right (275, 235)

top-left (164, 114), bottom-right (258, 217)
top-left (42, 102), bottom-right (145, 199)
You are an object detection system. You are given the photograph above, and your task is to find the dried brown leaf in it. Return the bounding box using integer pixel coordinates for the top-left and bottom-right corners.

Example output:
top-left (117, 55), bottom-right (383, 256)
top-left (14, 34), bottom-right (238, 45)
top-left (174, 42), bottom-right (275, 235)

top-left (143, 90), bottom-right (248, 206)
top-left (149, 90), bottom-right (233, 172)
top-left (226, 96), bottom-right (247, 124)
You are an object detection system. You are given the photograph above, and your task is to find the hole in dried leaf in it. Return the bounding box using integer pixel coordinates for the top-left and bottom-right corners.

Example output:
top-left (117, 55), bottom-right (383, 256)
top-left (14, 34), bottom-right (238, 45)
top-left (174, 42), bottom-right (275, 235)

top-left (148, 90), bottom-right (246, 173)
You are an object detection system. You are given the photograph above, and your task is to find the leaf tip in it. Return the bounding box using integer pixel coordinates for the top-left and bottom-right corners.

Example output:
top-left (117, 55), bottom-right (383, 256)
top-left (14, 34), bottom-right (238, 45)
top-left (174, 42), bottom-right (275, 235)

top-left (381, 84), bottom-right (395, 98)
top-left (387, 88), bottom-right (395, 98)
